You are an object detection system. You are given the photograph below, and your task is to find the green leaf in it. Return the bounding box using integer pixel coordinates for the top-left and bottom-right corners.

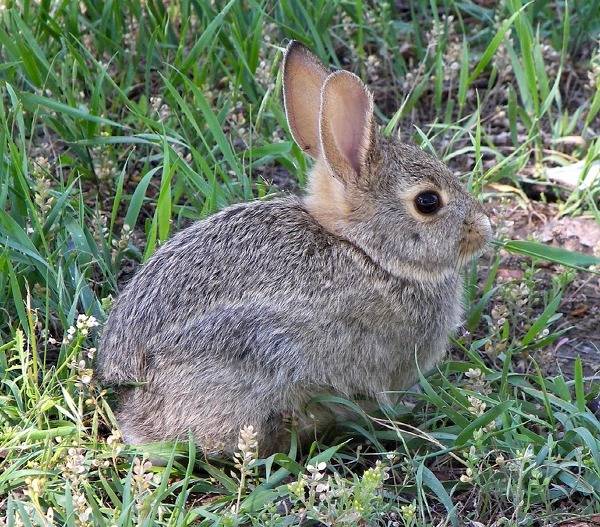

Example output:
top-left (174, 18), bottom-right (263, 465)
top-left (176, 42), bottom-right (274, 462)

top-left (179, 0), bottom-right (237, 72)
top-left (521, 293), bottom-right (562, 346)
top-left (455, 401), bottom-right (513, 446)
top-left (417, 363), bottom-right (469, 428)
top-left (307, 442), bottom-right (348, 466)
top-left (496, 239), bottom-right (600, 270)
top-left (240, 488), bottom-right (279, 514)
top-left (18, 92), bottom-right (124, 128)
top-left (417, 465), bottom-right (459, 527)
top-left (467, 3), bottom-right (529, 84)
top-left (124, 166), bottom-right (162, 229)
top-left (574, 357), bottom-right (586, 413)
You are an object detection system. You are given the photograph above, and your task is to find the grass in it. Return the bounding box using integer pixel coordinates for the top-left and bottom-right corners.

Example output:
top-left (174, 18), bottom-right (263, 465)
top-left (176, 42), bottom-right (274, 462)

top-left (1, 0), bottom-right (600, 525)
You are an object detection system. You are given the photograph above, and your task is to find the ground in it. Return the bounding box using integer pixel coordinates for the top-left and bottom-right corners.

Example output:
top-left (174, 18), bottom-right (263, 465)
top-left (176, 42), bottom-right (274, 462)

top-left (483, 199), bottom-right (600, 377)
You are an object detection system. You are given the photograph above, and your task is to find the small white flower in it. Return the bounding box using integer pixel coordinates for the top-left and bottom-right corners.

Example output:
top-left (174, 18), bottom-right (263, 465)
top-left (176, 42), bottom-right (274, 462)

top-left (465, 368), bottom-right (483, 379)
top-left (78, 507), bottom-right (92, 522)
top-left (460, 468), bottom-right (474, 483)
top-left (106, 429), bottom-right (122, 446)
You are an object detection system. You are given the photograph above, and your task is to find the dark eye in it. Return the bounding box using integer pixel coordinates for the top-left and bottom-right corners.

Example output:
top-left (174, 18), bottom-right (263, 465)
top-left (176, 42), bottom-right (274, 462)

top-left (414, 191), bottom-right (441, 215)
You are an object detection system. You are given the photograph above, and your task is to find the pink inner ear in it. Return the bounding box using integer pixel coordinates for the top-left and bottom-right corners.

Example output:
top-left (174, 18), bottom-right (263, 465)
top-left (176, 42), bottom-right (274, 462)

top-left (283, 43), bottom-right (329, 158)
top-left (293, 74), bottom-right (327, 151)
top-left (324, 74), bottom-right (372, 176)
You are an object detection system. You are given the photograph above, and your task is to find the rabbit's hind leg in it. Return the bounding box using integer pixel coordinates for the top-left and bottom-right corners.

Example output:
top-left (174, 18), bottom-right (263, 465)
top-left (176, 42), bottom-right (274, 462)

top-left (114, 305), bottom-right (302, 454)
top-left (112, 386), bottom-right (171, 445)
top-left (114, 362), bottom-right (294, 456)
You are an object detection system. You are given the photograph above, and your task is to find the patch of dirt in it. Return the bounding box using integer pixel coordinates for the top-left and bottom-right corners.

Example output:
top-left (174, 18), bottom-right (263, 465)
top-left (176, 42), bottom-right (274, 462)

top-left (485, 198), bottom-right (600, 377)
top-left (557, 515), bottom-right (600, 527)
top-left (257, 164), bottom-right (299, 193)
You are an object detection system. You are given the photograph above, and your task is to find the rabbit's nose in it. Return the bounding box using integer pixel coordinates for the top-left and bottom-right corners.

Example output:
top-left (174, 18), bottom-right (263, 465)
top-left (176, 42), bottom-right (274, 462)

top-left (478, 214), bottom-right (493, 242)
top-left (463, 213), bottom-right (492, 245)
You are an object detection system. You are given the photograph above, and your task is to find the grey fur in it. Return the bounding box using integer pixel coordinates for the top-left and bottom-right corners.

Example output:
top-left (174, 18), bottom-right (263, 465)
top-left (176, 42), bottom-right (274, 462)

top-left (97, 42), bottom-right (491, 455)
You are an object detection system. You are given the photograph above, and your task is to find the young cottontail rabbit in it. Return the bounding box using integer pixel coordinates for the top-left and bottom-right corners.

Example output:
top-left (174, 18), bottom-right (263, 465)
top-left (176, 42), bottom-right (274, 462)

top-left (98, 41), bottom-right (492, 455)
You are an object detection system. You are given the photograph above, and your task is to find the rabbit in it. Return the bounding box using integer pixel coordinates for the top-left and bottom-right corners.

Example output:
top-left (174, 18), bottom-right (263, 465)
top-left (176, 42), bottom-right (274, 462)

top-left (97, 40), bottom-right (492, 455)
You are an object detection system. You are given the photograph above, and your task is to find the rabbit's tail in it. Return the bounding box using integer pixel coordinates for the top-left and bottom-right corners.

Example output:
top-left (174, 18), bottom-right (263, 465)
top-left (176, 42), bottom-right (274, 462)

top-left (96, 331), bottom-right (146, 385)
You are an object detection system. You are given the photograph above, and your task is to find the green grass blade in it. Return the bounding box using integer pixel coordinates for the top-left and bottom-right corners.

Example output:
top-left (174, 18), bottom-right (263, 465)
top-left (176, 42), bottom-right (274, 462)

top-left (496, 239), bottom-right (600, 271)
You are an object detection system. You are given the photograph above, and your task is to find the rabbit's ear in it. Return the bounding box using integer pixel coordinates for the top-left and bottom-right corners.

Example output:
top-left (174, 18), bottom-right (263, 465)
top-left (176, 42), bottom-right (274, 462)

top-left (283, 41), bottom-right (329, 159)
top-left (319, 71), bottom-right (374, 183)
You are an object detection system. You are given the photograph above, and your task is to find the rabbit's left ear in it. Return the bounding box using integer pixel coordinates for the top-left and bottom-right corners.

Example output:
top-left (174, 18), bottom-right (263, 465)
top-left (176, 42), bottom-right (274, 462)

top-left (283, 40), bottom-right (329, 159)
top-left (319, 70), bottom-right (375, 183)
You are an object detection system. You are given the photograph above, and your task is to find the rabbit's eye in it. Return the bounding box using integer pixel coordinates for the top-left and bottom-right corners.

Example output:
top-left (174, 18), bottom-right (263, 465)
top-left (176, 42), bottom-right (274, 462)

top-left (415, 191), bottom-right (441, 215)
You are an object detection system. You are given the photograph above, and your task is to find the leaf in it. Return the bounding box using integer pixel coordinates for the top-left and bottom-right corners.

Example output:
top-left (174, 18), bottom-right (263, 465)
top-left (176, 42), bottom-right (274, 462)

top-left (124, 166), bottom-right (162, 229)
top-left (467, 3), bottom-right (529, 84)
top-left (574, 357), bottom-right (587, 413)
top-left (262, 453), bottom-right (303, 478)
top-left (18, 92), bottom-right (124, 128)
top-left (495, 239), bottom-right (600, 270)
top-left (179, 0), bottom-right (237, 72)
top-left (240, 488), bottom-right (279, 514)
top-left (417, 364), bottom-right (469, 428)
top-left (417, 465), bottom-right (459, 527)
top-left (466, 286), bottom-right (500, 332)
top-left (521, 293), bottom-right (562, 346)
top-left (307, 442), bottom-right (348, 466)
top-left (568, 427), bottom-right (600, 468)
top-left (455, 401), bottom-right (513, 446)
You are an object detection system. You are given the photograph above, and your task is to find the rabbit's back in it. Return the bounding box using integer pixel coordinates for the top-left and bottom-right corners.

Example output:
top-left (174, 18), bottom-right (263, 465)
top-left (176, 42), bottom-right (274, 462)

top-left (98, 196), bottom-right (357, 383)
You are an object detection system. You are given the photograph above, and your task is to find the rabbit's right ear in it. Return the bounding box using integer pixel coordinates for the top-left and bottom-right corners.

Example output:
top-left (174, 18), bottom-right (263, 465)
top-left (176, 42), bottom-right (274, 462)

top-left (283, 41), bottom-right (329, 159)
top-left (319, 71), bottom-right (374, 185)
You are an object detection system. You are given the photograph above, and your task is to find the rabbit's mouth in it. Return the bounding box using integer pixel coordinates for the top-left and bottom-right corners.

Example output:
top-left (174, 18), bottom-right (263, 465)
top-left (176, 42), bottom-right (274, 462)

top-left (458, 214), bottom-right (493, 262)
